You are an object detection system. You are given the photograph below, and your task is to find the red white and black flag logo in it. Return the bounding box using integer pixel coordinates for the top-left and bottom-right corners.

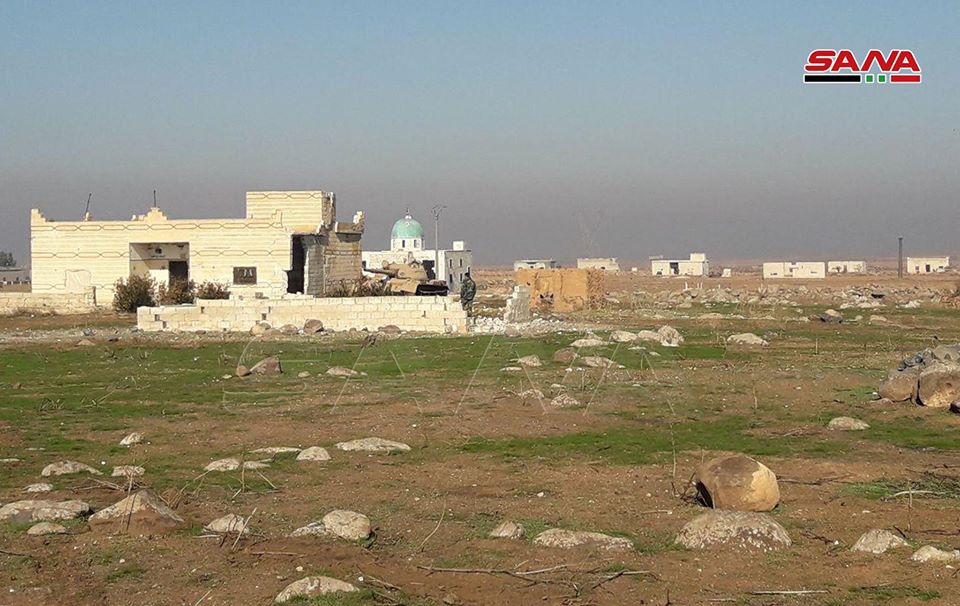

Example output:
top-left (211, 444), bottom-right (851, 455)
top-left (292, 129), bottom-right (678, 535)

top-left (804, 49), bottom-right (921, 84)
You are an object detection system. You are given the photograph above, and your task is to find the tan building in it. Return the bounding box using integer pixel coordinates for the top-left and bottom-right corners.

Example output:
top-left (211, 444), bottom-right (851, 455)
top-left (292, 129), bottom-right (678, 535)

top-left (30, 191), bottom-right (364, 302)
top-left (762, 261), bottom-right (826, 279)
top-left (906, 256), bottom-right (950, 274)
top-left (827, 260), bottom-right (867, 274)
top-left (651, 253), bottom-right (709, 277)
top-left (576, 257), bottom-right (620, 271)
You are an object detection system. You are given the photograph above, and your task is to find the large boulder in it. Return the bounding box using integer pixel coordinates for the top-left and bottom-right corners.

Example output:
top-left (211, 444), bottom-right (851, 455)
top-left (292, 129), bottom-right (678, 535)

top-left (694, 454), bottom-right (780, 512)
top-left (917, 362), bottom-right (960, 408)
top-left (850, 529), bottom-right (909, 555)
top-left (675, 510), bottom-right (791, 552)
top-left (88, 490), bottom-right (184, 533)
top-left (275, 577), bottom-right (358, 603)
top-left (0, 500), bottom-right (90, 523)
top-left (878, 368), bottom-right (919, 402)
top-left (533, 529), bottom-right (633, 551)
top-left (290, 510), bottom-right (372, 541)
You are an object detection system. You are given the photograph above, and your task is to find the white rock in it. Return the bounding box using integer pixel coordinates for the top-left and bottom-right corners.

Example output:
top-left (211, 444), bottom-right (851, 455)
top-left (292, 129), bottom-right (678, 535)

top-left (850, 529), bottom-right (909, 554)
top-left (515, 355), bottom-right (543, 367)
top-left (533, 529), bottom-right (633, 551)
top-left (296, 447), bottom-right (331, 462)
top-left (827, 417), bottom-right (870, 431)
top-left (335, 438), bottom-right (411, 453)
top-left (635, 330), bottom-right (662, 343)
top-left (609, 331), bottom-right (638, 343)
top-left (204, 458), bottom-right (240, 472)
top-left (326, 366), bottom-right (366, 378)
top-left (88, 490), bottom-right (184, 533)
top-left (205, 514), bottom-right (249, 535)
top-left (250, 447), bottom-right (302, 456)
top-left (0, 500), bottom-right (90, 522)
top-left (119, 432), bottom-right (143, 447)
top-left (489, 520), bottom-right (525, 540)
top-left (726, 333), bottom-right (768, 347)
top-left (23, 483), bottom-right (53, 493)
top-left (675, 511), bottom-right (791, 552)
top-left (570, 337), bottom-right (606, 348)
top-left (111, 466), bottom-right (145, 478)
top-left (291, 510), bottom-right (372, 541)
top-left (275, 576), bottom-right (358, 603)
top-left (550, 393), bottom-right (581, 408)
top-left (41, 461), bottom-right (102, 477)
top-left (657, 325), bottom-right (684, 347)
top-left (911, 545), bottom-right (960, 563)
top-left (27, 522), bottom-right (68, 536)
top-left (580, 356), bottom-right (623, 369)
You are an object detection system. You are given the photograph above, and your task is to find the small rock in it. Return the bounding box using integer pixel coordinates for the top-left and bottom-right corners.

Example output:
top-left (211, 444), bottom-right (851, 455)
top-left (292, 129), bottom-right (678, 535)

top-left (828, 417), bottom-right (869, 431)
top-left (326, 366), bottom-right (366, 378)
top-left (850, 529), bottom-right (910, 554)
top-left (297, 371), bottom-right (311, 379)
top-left (111, 465), bottom-right (145, 478)
top-left (675, 510), bottom-right (791, 551)
top-left (552, 348), bottom-right (578, 365)
top-left (205, 514), bottom-right (249, 535)
top-left (23, 483), bottom-right (53, 493)
top-left (205, 458), bottom-right (240, 472)
top-left (41, 461), bottom-right (102, 477)
top-left (27, 522), bottom-right (68, 536)
top-left (489, 520), bottom-right (525, 540)
top-left (609, 330), bottom-right (638, 343)
top-left (635, 330), bottom-right (661, 343)
top-left (570, 337), bottom-right (606, 348)
top-left (726, 333), bottom-right (768, 347)
top-left (820, 309), bottom-right (843, 323)
top-left (518, 388), bottom-right (545, 399)
top-left (657, 325), bottom-right (684, 347)
top-left (296, 447), bottom-right (331, 462)
top-left (0, 500), bottom-right (90, 523)
top-left (250, 447), bottom-right (302, 456)
top-left (242, 461), bottom-right (270, 470)
top-left (119, 432), bottom-right (143, 447)
top-left (303, 319), bottom-right (325, 334)
top-left (869, 315), bottom-right (889, 325)
top-left (248, 356), bottom-right (283, 376)
top-left (911, 545), bottom-right (960, 563)
top-left (533, 529), bottom-right (632, 551)
top-left (378, 325), bottom-right (401, 335)
top-left (580, 356), bottom-right (623, 369)
top-left (291, 510), bottom-right (372, 541)
top-left (550, 393), bottom-right (581, 408)
top-left (878, 368), bottom-right (919, 403)
top-left (250, 322), bottom-right (272, 336)
top-left (278, 324), bottom-right (300, 336)
top-left (335, 438), bottom-right (410, 453)
top-left (274, 576), bottom-right (359, 603)
top-left (89, 490), bottom-right (184, 533)
top-left (516, 355), bottom-right (543, 367)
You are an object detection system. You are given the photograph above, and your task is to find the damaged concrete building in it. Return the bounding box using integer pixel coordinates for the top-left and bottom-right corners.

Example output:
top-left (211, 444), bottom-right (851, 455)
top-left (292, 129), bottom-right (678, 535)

top-left (827, 260), bottom-right (867, 274)
top-left (576, 257), bottom-right (620, 271)
top-left (514, 259), bottom-right (558, 271)
top-left (651, 253), bottom-right (709, 277)
top-left (515, 268), bottom-right (604, 313)
top-left (907, 256), bottom-right (950, 274)
top-left (29, 191), bottom-right (364, 302)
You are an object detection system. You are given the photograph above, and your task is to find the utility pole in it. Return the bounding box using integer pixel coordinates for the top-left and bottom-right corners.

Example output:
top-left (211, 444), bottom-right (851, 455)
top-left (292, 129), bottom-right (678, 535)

top-left (431, 204), bottom-right (447, 281)
top-left (152, 189), bottom-right (158, 209)
top-left (898, 236), bottom-right (904, 278)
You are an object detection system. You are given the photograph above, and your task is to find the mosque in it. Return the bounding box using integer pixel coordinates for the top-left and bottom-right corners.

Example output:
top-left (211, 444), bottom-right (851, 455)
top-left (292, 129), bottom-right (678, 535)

top-left (361, 212), bottom-right (473, 292)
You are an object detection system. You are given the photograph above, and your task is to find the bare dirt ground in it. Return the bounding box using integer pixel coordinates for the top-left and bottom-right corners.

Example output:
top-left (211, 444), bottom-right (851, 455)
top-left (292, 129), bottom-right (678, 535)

top-left (0, 270), bottom-right (959, 606)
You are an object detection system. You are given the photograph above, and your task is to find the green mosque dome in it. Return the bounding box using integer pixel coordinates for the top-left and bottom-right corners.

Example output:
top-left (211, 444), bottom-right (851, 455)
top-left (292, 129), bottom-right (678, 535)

top-left (391, 214), bottom-right (424, 239)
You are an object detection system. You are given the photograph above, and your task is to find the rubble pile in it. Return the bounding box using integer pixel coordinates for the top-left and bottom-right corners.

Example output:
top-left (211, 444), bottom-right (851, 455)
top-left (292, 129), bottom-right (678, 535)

top-left (879, 343), bottom-right (960, 410)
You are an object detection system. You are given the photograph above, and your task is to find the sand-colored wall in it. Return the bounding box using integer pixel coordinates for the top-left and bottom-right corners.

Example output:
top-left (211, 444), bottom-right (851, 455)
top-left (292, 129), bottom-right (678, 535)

top-left (515, 268), bottom-right (604, 313)
top-left (0, 288), bottom-right (98, 315)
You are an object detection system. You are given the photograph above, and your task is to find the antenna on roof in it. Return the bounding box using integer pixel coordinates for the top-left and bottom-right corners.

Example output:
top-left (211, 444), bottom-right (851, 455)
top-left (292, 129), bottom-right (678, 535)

top-left (152, 189), bottom-right (158, 209)
top-left (83, 193), bottom-right (92, 220)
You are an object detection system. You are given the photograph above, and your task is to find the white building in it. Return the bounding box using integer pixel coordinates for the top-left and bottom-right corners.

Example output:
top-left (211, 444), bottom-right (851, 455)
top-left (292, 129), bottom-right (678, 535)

top-left (576, 257), bottom-right (620, 271)
top-left (362, 213), bottom-right (473, 291)
top-left (514, 259), bottom-right (557, 270)
top-left (906, 256), bottom-right (950, 274)
top-left (651, 253), bottom-right (709, 277)
top-left (827, 260), bottom-right (867, 274)
top-left (762, 261), bottom-right (826, 279)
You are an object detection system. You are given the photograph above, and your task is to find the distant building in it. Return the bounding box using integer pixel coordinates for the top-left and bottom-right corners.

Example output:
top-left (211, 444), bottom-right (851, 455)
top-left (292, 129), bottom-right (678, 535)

top-left (906, 256), bottom-right (950, 274)
top-left (514, 259), bottom-right (557, 271)
top-left (721, 268), bottom-right (732, 278)
top-left (827, 260), bottom-right (867, 274)
top-left (362, 213), bottom-right (473, 291)
top-left (0, 267), bottom-right (30, 285)
top-left (762, 261), bottom-right (826, 279)
top-left (576, 257), bottom-right (620, 271)
top-left (651, 253), bottom-right (709, 277)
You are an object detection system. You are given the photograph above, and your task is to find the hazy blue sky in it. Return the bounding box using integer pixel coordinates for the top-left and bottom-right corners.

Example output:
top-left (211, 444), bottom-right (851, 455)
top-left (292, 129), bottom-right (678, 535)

top-left (1, 1), bottom-right (957, 266)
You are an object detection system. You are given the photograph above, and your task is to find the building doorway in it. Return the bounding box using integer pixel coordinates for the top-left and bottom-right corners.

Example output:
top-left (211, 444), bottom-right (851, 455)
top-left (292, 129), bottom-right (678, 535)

top-left (287, 235), bottom-right (306, 294)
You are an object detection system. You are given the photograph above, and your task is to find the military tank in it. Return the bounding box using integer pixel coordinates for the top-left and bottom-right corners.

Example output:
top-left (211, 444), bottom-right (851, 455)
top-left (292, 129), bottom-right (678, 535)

top-left (365, 261), bottom-right (449, 296)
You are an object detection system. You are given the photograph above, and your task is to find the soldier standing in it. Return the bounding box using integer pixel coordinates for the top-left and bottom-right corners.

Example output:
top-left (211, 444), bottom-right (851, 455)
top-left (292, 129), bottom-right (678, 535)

top-left (459, 272), bottom-right (476, 315)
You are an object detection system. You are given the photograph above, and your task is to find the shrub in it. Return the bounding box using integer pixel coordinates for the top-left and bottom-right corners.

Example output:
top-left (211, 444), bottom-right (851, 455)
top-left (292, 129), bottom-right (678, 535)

top-left (196, 281), bottom-right (231, 300)
top-left (113, 275), bottom-right (157, 313)
top-left (157, 279), bottom-right (196, 305)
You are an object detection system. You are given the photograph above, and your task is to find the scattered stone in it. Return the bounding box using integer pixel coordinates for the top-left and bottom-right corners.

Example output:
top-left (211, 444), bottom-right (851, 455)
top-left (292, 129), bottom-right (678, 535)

top-left (278, 324), bottom-right (300, 336)
top-left (41, 461), bottom-right (102, 477)
top-left (911, 545), bottom-right (960, 563)
top-left (878, 368), bottom-right (919, 402)
top-left (242, 461), bottom-right (271, 470)
top-left (250, 447), bottom-right (302, 456)
top-left (917, 362), bottom-right (960, 408)
top-left (694, 454), bottom-right (780, 512)
top-left (579, 356), bottom-right (623, 369)
top-left (570, 337), bottom-right (606, 348)
top-left (296, 447), bottom-right (331, 462)
top-left (533, 529), bottom-right (633, 551)
top-left (552, 348), bottom-right (579, 365)
top-left (489, 520), bottom-right (525, 540)
top-left (609, 330), bottom-right (638, 343)
top-left (23, 483), bottom-right (53, 493)
top-left (500, 366), bottom-right (522, 372)
top-left (635, 330), bottom-right (662, 343)
top-left (112, 465), bottom-right (145, 478)
top-left (76, 339), bottom-right (96, 347)
top-left (235, 365), bottom-right (251, 377)
top-left (27, 522), bottom-right (68, 536)
top-left (291, 510), bottom-right (372, 541)
top-left (297, 371), bottom-right (311, 379)
top-left (550, 393), bottom-right (581, 408)
top-left (204, 458), bottom-right (241, 472)
top-left (820, 309), bottom-right (843, 323)
top-left (275, 576), bottom-right (359, 603)
top-left (303, 319), bottom-right (325, 334)
top-left (0, 500), bottom-right (90, 523)
top-left (205, 514), bottom-right (249, 535)
top-left (0, 457), bottom-right (20, 463)
top-left (726, 333), bottom-right (768, 347)
top-left (657, 325), bottom-right (684, 347)
top-left (335, 438), bottom-right (411, 453)
top-left (378, 324), bottom-right (402, 335)
top-left (518, 388), bottom-right (545, 399)
top-left (869, 315), bottom-right (890, 325)
top-left (326, 366), bottom-right (366, 378)
top-left (119, 432), bottom-right (143, 447)
top-left (89, 490), bottom-right (184, 533)
top-left (675, 510), bottom-right (791, 551)
top-left (250, 322), bottom-right (272, 336)
top-left (828, 417), bottom-right (869, 431)
top-left (249, 356), bottom-right (283, 376)
top-left (850, 529), bottom-right (910, 554)
top-left (516, 355), bottom-right (543, 367)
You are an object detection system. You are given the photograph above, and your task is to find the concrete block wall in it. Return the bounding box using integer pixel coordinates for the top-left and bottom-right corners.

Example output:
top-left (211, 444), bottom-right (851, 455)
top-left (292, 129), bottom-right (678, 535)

top-left (0, 288), bottom-right (99, 315)
top-left (137, 295), bottom-right (468, 334)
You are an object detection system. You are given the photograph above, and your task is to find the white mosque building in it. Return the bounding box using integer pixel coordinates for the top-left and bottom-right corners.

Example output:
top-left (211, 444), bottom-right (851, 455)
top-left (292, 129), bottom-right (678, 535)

top-left (361, 212), bottom-right (473, 291)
